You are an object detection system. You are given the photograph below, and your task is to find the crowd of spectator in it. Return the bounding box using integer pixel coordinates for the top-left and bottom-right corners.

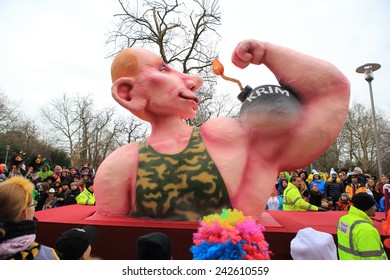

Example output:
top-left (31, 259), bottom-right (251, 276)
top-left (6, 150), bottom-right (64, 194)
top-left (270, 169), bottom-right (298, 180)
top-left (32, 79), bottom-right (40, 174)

top-left (268, 166), bottom-right (390, 212)
top-left (1, 158), bottom-right (389, 260)
top-left (0, 157), bottom-right (96, 211)
top-left (1, 155), bottom-right (389, 214)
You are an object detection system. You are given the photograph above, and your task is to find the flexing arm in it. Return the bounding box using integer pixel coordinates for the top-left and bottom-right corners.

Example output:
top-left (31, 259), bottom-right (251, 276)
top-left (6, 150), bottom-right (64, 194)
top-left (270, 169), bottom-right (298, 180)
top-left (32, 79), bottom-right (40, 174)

top-left (232, 39), bottom-right (350, 169)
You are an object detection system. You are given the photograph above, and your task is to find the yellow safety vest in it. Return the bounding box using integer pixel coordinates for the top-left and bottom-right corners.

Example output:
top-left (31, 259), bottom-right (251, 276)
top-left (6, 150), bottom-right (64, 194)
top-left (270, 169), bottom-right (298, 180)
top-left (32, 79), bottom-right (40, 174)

top-left (337, 206), bottom-right (388, 260)
top-left (283, 182), bottom-right (318, 211)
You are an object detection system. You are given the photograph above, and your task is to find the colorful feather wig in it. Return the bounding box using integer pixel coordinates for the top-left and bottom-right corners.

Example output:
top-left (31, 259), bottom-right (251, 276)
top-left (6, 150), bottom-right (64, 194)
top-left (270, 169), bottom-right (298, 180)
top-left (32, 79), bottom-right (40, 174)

top-left (190, 209), bottom-right (270, 260)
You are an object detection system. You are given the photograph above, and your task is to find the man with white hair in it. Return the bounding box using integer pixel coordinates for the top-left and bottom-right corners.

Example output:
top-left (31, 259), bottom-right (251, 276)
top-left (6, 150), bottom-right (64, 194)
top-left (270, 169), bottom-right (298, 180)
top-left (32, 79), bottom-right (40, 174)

top-left (353, 166), bottom-right (367, 186)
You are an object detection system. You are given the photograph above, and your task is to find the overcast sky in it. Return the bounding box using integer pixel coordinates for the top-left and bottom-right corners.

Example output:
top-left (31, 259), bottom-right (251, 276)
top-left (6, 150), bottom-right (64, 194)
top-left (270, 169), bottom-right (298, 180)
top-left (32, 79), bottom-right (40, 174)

top-left (0, 0), bottom-right (389, 120)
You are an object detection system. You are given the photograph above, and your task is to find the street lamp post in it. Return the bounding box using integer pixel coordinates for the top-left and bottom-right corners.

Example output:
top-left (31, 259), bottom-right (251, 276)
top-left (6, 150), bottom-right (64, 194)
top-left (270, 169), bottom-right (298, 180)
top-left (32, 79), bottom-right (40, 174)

top-left (5, 145), bottom-right (10, 166)
top-left (356, 63), bottom-right (382, 178)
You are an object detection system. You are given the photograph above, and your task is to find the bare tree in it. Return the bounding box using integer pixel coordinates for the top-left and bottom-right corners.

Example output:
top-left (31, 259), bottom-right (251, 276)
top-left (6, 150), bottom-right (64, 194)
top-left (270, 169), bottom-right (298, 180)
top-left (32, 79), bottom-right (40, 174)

top-left (106, 0), bottom-right (235, 125)
top-left (40, 93), bottom-right (127, 167)
top-left (313, 140), bottom-right (343, 173)
top-left (381, 119), bottom-right (390, 176)
top-left (15, 120), bottom-right (40, 151)
top-left (41, 93), bottom-right (81, 156)
top-left (313, 102), bottom-right (388, 175)
top-left (117, 116), bottom-right (149, 145)
top-left (85, 109), bottom-right (124, 168)
top-left (0, 89), bottom-right (19, 132)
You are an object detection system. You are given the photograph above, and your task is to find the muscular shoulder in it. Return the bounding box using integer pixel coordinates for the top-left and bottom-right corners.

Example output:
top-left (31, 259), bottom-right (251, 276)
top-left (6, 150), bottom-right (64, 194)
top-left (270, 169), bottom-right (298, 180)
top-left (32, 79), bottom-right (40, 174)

top-left (200, 117), bottom-right (246, 144)
top-left (113, 142), bottom-right (139, 156)
top-left (95, 142), bottom-right (139, 180)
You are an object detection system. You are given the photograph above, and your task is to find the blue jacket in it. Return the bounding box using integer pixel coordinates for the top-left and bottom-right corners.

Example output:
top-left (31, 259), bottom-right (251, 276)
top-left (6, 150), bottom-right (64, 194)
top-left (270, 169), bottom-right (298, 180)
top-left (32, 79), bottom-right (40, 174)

top-left (378, 196), bottom-right (388, 212)
top-left (310, 179), bottom-right (326, 194)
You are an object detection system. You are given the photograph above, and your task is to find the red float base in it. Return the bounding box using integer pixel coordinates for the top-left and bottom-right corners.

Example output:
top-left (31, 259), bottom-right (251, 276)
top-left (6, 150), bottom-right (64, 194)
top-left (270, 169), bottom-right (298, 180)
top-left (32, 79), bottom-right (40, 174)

top-left (34, 205), bottom-right (390, 260)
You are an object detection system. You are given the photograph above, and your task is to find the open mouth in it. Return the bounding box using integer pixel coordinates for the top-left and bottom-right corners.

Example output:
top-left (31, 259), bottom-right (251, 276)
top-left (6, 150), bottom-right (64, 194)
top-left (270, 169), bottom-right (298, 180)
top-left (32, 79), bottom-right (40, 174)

top-left (179, 92), bottom-right (200, 104)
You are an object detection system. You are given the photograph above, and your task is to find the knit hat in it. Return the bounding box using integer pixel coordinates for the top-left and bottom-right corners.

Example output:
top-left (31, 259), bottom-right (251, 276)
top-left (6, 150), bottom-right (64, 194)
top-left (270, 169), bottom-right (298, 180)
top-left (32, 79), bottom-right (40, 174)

top-left (61, 180), bottom-right (70, 186)
top-left (290, 227), bottom-right (337, 260)
top-left (55, 226), bottom-right (98, 260)
top-left (85, 181), bottom-right (94, 189)
top-left (137, 232), bottom-right (172, 260)
top-left (352, 192), bottom-right (375, 211)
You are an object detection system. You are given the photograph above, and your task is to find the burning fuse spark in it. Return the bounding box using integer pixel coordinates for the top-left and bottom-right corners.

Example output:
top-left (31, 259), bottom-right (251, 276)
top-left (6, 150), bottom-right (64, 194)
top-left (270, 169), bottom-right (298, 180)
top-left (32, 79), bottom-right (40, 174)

top-left (212, 57), bottom-right (243, 91)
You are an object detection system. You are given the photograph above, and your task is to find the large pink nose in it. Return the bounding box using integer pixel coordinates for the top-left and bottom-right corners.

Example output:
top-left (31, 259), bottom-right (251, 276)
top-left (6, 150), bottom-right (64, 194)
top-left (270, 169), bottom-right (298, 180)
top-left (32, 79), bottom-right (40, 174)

top-left (185, 74), bottom-right (203, 91)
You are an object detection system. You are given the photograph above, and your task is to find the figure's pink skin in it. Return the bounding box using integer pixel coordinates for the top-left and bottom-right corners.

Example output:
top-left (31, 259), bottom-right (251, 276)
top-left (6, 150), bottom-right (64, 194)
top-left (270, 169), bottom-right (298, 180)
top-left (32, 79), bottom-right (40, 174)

top-left (93, 40), bottom-right (350, 219)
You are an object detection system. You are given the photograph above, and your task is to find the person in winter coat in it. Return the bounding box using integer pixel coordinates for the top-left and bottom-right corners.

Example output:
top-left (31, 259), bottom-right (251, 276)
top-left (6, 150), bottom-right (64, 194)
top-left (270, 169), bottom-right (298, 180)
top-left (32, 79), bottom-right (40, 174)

top-left (0, 176), bottom-right (59, 259)
top-left (378, 184), bottom-right (390, 212)
top-left (0, 164), bottom-right (7, 181)
top-left (283, 176), bottom-right (325, 211)
top-left (345, 173), bottom-right (367, 199)
top-left (309, 172), bottom-right (326, 194)
top-left (277, 178), bottom-right (288, 197)
top-left (366, 177), bottom-right (383, 206)
top-left (265, 187), bottom-right (283, 210)
top-left (298, 169), bottom-right (309, 189)
top-left (324, 169), bottom-right (343, 204)
top-left (38, 164), bottom-right (53, 181)
top-left (376, 175), bottom-right (389, 196)
top-left (56, 181), bottom-right (70, 207)
top-left (334, 193), bottom-right (353, 211)
top-left (76, 181), bottom-right (95, 205)
top-left (42, 188), bottom-right (57, 210)
top-left (308, 183), bottom-right (323, 207)
top-left (64, 182), bottom-right (80, 205)
top-left (337, 192), bottom-right (387, 260)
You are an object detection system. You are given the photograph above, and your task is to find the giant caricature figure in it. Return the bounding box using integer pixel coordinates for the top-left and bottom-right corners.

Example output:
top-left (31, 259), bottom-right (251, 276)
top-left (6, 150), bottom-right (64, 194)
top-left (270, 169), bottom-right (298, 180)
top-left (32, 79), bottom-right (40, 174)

top-left (93, 39), bottom-right (350, 221)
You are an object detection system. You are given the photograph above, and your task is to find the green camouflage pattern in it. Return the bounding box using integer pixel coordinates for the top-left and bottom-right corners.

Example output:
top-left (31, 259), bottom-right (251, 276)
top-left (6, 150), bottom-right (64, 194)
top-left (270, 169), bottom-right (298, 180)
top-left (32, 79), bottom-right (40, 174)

top-left (132, 128), bottom-right (232, 221)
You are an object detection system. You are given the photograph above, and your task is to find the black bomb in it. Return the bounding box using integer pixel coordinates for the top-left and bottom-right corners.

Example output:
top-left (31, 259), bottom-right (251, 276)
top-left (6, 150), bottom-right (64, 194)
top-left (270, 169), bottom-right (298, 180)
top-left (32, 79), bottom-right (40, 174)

top-left (238, 85), bottom-right (301, 131)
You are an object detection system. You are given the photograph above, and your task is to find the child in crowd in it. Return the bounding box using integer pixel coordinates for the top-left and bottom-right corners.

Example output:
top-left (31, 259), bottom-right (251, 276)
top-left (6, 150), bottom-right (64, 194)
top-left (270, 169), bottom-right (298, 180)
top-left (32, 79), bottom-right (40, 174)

top-left (65, 182), bottom-right (80, 205)
top-left (334, 193), bottom-right (352, 211)
top-left (43, 188), bottom-right (57, 209)
top-left (320, 197), bottom-right (333, 211)
top-left (265, 187), bottom-right (283, 210)
top-left (327, 197), bottom-right (334, 210)
top-left (56, 181), bottom-right (70, 207)
top-left (35, 182), bottom-right (50, 211)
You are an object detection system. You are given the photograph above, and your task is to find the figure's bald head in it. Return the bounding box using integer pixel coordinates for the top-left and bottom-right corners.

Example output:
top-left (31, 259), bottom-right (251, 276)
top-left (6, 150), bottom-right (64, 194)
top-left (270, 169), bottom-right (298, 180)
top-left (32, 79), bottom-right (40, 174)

top-left (111, 48), bottom-right (140, 83)
top-left (111, 48), bottom-right (161, 83)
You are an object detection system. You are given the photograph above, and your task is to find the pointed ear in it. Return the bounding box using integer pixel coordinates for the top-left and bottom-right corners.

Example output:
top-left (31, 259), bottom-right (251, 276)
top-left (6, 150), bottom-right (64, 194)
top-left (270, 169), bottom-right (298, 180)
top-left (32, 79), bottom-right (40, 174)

top-left (111, 77), bottom-right (148, 120)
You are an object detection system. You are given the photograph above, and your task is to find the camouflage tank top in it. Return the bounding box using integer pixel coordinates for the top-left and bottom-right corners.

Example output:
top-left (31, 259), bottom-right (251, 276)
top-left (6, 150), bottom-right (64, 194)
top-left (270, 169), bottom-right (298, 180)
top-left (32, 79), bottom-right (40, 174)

top-left (132, 127), bottom-right (232, 221)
